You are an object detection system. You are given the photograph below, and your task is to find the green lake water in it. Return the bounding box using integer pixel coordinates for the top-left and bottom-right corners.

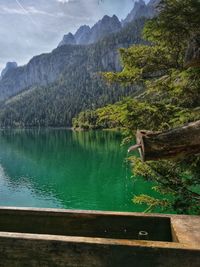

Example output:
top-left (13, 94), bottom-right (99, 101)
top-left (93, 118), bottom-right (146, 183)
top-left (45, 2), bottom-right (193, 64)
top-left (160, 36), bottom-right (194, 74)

top-left (0, 129), bottom-right (162, 212)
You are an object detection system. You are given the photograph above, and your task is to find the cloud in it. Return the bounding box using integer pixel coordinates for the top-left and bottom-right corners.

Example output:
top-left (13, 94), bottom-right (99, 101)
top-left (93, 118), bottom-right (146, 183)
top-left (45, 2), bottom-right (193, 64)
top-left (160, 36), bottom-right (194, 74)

top-left (0, 6), bottom-right (25, 15)
top-left (25, 6), bottom-right (57, 17)
top-left (0, 0), bottom-right (135, 72)
top-left (56, 0), bottom-right (75, 3)
top-left (0, 5), bottom-right (60, 20)
top-left (0, 6), bottom-right (52, 16)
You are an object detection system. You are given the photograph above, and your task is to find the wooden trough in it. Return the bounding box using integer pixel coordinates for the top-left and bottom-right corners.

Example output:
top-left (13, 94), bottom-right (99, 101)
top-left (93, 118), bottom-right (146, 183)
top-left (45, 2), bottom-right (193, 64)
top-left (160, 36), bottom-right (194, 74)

top-left (0, 207), bottom-right (199, 267)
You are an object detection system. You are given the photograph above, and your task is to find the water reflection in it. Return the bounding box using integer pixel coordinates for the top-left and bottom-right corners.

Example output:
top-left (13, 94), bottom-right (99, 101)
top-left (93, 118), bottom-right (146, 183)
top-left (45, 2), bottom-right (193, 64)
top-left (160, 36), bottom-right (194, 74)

top-left (0, 129), bottom-right (157, 211)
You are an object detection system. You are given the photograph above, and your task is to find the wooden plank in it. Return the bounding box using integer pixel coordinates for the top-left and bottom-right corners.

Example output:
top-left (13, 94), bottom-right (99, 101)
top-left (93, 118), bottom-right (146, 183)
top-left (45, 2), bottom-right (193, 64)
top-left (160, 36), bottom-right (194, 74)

top-left (0, 232), bottom-right (200, 267)
top-left (0, 208), bottom-right (199, 266)
top-left (171, 216), bottom-right (200, 248)
top-left (0, 207), bottom-right (172, 242)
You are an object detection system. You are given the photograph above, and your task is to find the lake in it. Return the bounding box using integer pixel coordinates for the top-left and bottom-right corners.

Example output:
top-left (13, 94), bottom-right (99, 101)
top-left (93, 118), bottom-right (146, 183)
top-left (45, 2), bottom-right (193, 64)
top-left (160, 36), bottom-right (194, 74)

top-left (0, 129), bottom-right (161, 212)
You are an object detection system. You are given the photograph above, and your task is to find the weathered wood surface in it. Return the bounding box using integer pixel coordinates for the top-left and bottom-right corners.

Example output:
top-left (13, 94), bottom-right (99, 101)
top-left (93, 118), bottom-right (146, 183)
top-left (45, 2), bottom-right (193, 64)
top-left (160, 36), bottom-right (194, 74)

top-left (0, 207), bottom-right (171, 242)
top-left (0, 208), bottom-right (199, 267)
top-left (171, 216), bottom-right (200, 248)
top-left (0, 233), bottom-right (200, 267)
top-left (129, 120), bottom-right (200, 161)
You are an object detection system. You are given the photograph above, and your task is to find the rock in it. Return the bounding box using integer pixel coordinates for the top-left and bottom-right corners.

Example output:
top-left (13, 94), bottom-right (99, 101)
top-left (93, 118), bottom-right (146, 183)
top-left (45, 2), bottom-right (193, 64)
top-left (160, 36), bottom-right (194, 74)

top-left (58, 33), bottom-right (76, 47)
top-left (59, 15), bottom-right (121, 47)
top-left (122, 0), bottom-right (157, 26)
top-left (1, 62), bottom-right (18, 79)
top-left (88, 15), bottom-right (121, 44)
top-left (74, 25), bottom-right (91, 45)
top-left (148, 0), bottom-right (160, 8)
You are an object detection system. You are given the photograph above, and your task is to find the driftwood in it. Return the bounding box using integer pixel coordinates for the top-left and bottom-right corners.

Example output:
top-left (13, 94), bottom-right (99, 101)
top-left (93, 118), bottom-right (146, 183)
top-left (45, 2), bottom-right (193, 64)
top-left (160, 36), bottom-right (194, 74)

top-left (128, 120), bottom-right (200, 161)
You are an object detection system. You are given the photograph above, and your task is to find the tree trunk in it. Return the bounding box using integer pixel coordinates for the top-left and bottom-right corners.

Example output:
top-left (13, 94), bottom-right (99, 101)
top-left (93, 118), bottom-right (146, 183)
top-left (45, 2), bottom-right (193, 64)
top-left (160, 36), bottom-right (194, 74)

top-left (130, 121), bottom-right (200, 161)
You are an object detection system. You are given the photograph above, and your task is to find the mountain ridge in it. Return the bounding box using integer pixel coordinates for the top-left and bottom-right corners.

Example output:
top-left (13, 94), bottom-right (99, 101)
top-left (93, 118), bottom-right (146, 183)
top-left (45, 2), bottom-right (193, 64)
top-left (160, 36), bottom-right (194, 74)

top-left (122, 0), bottom-right (158, 25)
top-left (58, 0), bottom-right (157, 47)
top-left (58, 14), bottom-right (122, 47)
top-left (1, 62), bottom-right (18, 80)
top-left (0, 18), bottom-right (147, 127)
top-left (0, 0), bottom-right (157, 101)
top-left (0, 0), bottom-right (159, 127)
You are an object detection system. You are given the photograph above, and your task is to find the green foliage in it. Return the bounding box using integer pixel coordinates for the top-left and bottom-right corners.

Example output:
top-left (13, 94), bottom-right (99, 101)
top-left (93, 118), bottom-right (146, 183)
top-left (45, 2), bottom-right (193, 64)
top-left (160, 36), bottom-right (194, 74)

top-left (130, 156), bottom-right (200, 214)
top-left (143, 0), bottom-right (200, 68)
top-left (145, 68), bottom-right (200, 108)
top-left (103, 45), bottom-right (178, 83)
top-left (144, 0), bottom-right (200, 43)
top-left (133, 195), bottom-right (171, 213)
top-left (74, 93), bottom-right (199, 133)
top-left (74, 0), bottom-right (200, 214)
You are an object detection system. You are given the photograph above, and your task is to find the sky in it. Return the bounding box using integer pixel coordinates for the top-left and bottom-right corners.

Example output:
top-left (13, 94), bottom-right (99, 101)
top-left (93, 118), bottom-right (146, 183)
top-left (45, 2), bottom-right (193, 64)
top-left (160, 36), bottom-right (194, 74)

top-left (0, 0), bottom-right (149, 72)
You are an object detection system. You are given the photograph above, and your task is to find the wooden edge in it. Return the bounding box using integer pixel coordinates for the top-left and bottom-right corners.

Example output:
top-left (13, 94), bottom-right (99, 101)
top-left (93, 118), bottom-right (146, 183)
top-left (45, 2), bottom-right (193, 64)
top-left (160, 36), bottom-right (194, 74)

top-left (171, 217), bottom-right (200, 249)
top-left (0, 206), bottom-right (199, 220)
top-left (0, 208), bottom-right (199, 249)
top-left (0, 231), bottom-right (199, 251)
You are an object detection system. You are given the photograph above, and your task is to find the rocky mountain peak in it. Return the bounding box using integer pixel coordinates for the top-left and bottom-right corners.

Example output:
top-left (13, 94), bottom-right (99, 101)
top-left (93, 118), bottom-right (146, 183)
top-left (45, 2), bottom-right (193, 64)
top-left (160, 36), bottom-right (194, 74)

top-left (122, 0), bottom-right (156, 26)
top-left (74, 25), bottom-right (91, 45)
top-left (58, 32), bottom-right (76, 47)
top-left (88, 14), bottom-right (121, 44)
top-left (58, 14), bottom-right (121, 47)
top-left (1, 61), bottom-right (17, 79)
top-left (99, 14), bottom-right (121, 26)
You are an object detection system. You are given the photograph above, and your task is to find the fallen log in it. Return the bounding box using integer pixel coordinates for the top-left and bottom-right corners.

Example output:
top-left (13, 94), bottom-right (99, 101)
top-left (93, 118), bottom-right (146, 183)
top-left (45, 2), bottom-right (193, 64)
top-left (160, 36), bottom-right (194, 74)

top-left (128, 120), bottom-right (200, 161)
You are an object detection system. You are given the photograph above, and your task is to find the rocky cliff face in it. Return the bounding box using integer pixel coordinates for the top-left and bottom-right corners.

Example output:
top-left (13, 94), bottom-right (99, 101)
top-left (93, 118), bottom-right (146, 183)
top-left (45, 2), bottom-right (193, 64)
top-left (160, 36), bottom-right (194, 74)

top-left (1, 62), bottom-right (17, 79)
top-left (0, 46), bottom-right (84, 100)
top-left (58, 15), bottom-right (121, 47)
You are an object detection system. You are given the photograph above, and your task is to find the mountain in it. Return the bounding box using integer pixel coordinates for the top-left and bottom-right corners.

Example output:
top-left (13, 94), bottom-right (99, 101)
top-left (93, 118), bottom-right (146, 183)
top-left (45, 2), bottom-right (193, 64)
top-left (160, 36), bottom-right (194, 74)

top-left (87, 15), bottom-right (121, 44)
top-left (0, 18), bottom-right (147, 127)
top-left (58, 33), bottom-right (76, 47)
top-left (0, 13), bottom-right (147, 102)
top-left (1, 62), bottom-right (17, 79)
top-left (74, 25), bottom-right (91, 45)
top-left (58, 0), bottom-right (158, 48)
top-left (0, 47), bottom-right (80, 100)
top-left (0, 0), bottom-right (158, 127)
top-left (148, 0), bottom-right (160, 8)
top-left (122, 0), bottom-right (157, 25)
top-left (58, 15), bottom-right (122, 47)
